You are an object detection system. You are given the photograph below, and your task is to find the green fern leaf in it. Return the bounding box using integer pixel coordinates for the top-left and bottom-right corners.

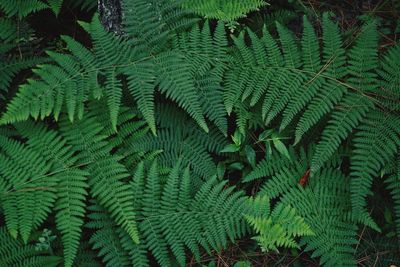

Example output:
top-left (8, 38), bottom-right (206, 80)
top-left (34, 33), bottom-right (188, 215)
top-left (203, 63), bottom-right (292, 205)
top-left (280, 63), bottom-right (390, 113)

top-left (156, 51), bottom-right (209, 133)
top-left (377, 43), bottom-right (400, 111)
top-left (179, 0), bottom-right (265, 23)
top-left (311, 93), bottom-right (374, 173)
top-left (59, 106), bottom-right (139, 244)
top-left (175, 21), bottom-right (228, 134)
top-left (246, 196), bottom-right (313, 252)
top-left (350, 111), bottom-right (400, 217)
top-left (47, 0), bottom-right (63, 15)
top-left (0, 0), bottom-right (48, 18)
top-left (0, 135), bottom-right (57, 243)
top-left (386, 153), bottom-right (400, 239)
top-left (124, 59), bottom-right (157, 135)
top-left (0, 227), bottom-right (61, 267)
top-left (131, 160), bottom-right (249, 266)
top-left (86, 202), bottom-right (131, 267)
top-left (15, 121), bottom-right (89, 267)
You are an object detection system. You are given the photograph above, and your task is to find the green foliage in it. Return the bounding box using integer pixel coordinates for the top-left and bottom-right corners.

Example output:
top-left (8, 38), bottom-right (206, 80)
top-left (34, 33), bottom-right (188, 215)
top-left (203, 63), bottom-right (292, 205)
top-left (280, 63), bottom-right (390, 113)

top-left (131, 160), bottom-right (250, 266)
top-left (0, 16), bottom-right (47, 100)
top-left (386, 153), bottom-right (400, 240)
top-left (0, 227), bottom-right (61, 267)
top-left (46, 0), bottom-right (63, 15)
top-left (15, 121), bottom-right (89, 267)
top-left (224, 13), bottom-right (400, 232)
top-left (258, 147), bottom-right (361, 266)
top-left (0, 0), bottom-right (96, 16)
top-left (1, 3), bottom-right (230, 135)
top-left (126, 104), bottom-right (228, 179)
top-left (224, 14), bottom-right (384, 173)
top-left (179, 0), bottom-right (266, 30)
top-left (1, 102), bottom-right (148, 267)
top-left (1, 0), bottom-right (400, 266)
top-left (245, 195), bottom-right (314, 251)
top-left (0, 134), bottom-right (58, 242)
top-left (0, 52), bottom-right (45, 100)
top-left (350, 111), bottom-right (400, 219)
top-left (86, 202), bottom-right (134, 267)
top-left (58, 103), bottom-right (141, 245)
top-left (0, 0), bottom-right (48, 18)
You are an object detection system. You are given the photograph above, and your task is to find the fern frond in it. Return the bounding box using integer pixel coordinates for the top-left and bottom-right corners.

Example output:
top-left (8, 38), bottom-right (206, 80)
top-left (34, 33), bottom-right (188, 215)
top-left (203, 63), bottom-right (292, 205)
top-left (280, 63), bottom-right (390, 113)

top-left (256, 144), bottom-right (360, 265)
top-left (47, 0), bottom-right (63, 15)
top-left (86, 202), bottom-right (131, 267)
top-left (0, 0), bottom-right (47, 18)
top-left (104, 67), bottom-right (123, 131)
top-left (126, 104), bottom-right (226, 179)
top-left (311, 20), bottom-right (379, 172)
top-left (80, 16), bottom-right (131, 130)
top-left (119, 228), bottom-right (149, 267)
top-left (179, 0), bottom-right (265, 23)
top-left (243, 147), bottom-right (296, 182)
top-left (282, 169), bottom-right (358, 266)
top-left (311, 92), bottom-right (374, 173)
top-left (72, 242), bottom-right (102, 267)
top-left (0, 227), bottom-right (61, 267)
top-left (386, 153), bottom-right (400, 240)
top-left (197, 74), bottom-right (228, 134)
top-left (276, 22), bottom-right (301, 68)
top-left (123, 0), bottom-right (197, 52)
top-left (123, 59), bottom-right (157, 134)
top-left (286, 13), bottom-right (346, 137)
top-left (1, 52), bottom-right (85, 124)
top-left (259, 160), bottom-right (305, 199)
top-left (252, 24), bottom-right (303, 123)
top-left (320, 13), bottom-right (347, 79)
top-left (0, 54), bottom-right (46, 100)
top-left (59, 105), bottom-right (139, 244)
top-left (246, 196), bottom-right (313, 252)
top-left (261, 9), bottom-right (296, 31)
top-left (294, 81), bottom-right (346, 143)
top-left (350, 111), bottom-right (400, 218)
top-left (0, 18), bottom-right (18, 42)
top-left (175, 21), bottom-right (229, 134)
top-left (155, 51), bottom-right (209, 133)
top-left (2, 9), bottom-right (226, 133)
top-left (15, 121), bottom-right (89, 267)
top-left (377, 43), bottom-right (400, 111)
top-left (131, 160), bottom-right (249, 266)
top-left (347, 20), bottom-right (379, 93)
top-left (0, 15), bottom-right (126, 130)
top-left (301, 16), bottom-right (320, 72)
top-left (0, 135), bottom-right (57, 242)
